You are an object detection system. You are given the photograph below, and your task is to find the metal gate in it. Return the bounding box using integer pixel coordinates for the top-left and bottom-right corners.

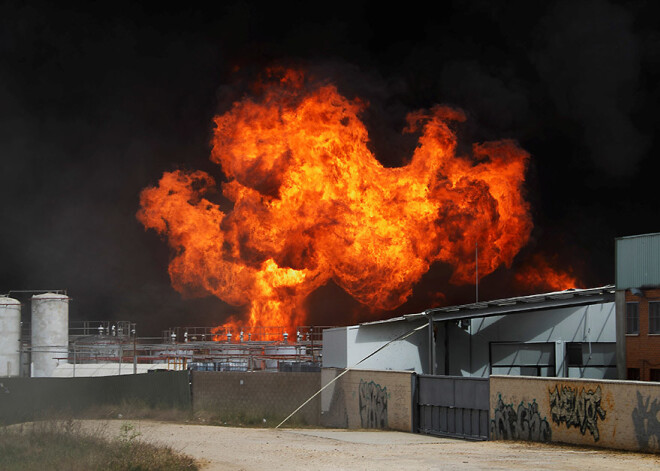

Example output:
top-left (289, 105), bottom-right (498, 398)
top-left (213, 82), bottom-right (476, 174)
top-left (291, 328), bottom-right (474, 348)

top-left (416, 375), bottom-right (489, 440)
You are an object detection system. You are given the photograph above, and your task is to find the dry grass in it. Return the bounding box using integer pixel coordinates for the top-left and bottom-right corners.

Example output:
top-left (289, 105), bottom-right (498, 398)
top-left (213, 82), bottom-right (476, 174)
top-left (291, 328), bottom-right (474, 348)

top-left (0, 419), bottom-right (199, 471)
top-left (77, 399), bottom-right (195, 423)
top-left (189, 408), bottom-right (318, 428)
top-left (68, 399), bottom-right (313, 428)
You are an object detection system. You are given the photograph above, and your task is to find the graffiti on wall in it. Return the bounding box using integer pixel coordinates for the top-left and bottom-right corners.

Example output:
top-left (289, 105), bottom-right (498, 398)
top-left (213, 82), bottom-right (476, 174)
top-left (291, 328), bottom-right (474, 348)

top-left (490, 394), bottom-right (552, 442)
top-left (632, 391), bottom-right (660, 452)
top-left (359, 379), bottom-right (388, 429)
top-left (548, 384), bottom-right (606, 441)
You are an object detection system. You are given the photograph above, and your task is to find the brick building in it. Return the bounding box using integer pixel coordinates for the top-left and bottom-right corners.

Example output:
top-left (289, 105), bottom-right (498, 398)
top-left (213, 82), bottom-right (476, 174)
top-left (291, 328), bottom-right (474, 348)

top-left (624, 288), bottom-right (660, 381)
top-left (615, 233), bottom-right (660, 381)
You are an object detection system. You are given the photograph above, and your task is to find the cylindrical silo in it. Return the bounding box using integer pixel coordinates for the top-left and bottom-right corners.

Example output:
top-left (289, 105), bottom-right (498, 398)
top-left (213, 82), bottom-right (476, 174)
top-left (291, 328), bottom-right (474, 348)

top-left (0, 296), bottom-right (21, 377)
top-left (31, 293), bottom-right (69, 377)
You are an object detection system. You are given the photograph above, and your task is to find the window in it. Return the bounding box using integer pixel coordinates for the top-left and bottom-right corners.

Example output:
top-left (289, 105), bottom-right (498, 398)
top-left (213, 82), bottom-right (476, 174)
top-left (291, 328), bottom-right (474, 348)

top-left (627, 302), bottom-right (639, 334)
top-left (650, 369), bottom-right (660, 382)
top-left (650, 302), bottom-right (660, 334)
top-left (490, 342), bottom-right (556, 377)
top-left (565, 342), bottom-right (617, 378)
top-left (566, 343), bottom-right (583, 366)
top-left (628, 368), bottom-right (640, 380)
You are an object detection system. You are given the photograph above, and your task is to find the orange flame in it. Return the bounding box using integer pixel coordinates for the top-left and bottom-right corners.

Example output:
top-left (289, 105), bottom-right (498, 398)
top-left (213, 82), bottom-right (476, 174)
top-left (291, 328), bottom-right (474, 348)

top-left (137, 68), bottom-right (534, 334)
top-left (514, 254), bottom-right (583, 292)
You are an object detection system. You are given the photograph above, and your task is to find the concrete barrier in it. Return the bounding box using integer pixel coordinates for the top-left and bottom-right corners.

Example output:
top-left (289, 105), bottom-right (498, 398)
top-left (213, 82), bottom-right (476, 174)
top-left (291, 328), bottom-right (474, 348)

top-left (321, 368), bottom-right (415, 432)
top-left (192, 371), bottom-right (321, 426)
top-left (490, 375), bottom-right (660, 453)
top-left (0, 371), bottom-right (191, 425)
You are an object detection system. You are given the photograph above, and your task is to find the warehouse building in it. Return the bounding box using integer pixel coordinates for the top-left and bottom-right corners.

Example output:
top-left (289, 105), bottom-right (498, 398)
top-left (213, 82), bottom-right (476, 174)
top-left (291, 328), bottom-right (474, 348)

top-left (324, 285), bottom-right (617, 379)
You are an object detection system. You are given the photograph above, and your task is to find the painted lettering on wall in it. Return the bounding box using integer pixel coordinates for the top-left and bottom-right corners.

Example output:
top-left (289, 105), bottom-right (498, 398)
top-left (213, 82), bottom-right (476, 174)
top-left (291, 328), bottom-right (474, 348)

top-left (548, 384), bottom-right (606, 441)
top-left (490, 394), bottom-right (552, 442)
top-left (632, 391), bottom-right (660, 452)
top-left (359, 379), bottom-right (388, 429)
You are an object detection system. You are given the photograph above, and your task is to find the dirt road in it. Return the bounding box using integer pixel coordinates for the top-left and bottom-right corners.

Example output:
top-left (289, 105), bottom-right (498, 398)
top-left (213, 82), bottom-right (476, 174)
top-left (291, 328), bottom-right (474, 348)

top-left (98, 420), bottom-right (659, 470)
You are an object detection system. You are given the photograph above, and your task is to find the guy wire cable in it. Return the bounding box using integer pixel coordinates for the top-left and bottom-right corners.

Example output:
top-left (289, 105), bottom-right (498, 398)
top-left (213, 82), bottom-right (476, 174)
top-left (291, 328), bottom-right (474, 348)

top-left (275, 320), bottom-right (429, 428)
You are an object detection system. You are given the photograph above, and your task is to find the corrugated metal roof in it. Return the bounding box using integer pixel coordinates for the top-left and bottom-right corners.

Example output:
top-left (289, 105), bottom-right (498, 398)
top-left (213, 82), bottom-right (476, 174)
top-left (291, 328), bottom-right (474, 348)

top-left (359, 285), bottom-right (615, 326)
top-left (615, 232), bottom-right (660, 240)
top-left (616, 232), bottom-right (660, 290)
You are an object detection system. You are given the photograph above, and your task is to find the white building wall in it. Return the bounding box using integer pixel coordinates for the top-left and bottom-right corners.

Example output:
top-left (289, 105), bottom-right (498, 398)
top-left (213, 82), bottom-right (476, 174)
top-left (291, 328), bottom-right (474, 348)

top-left (323, 321), bottom-right (427, 372)
top-left (325, 301), bottom-right (616, 379)
top-left (322, 327), bottom-right (348, 368)
top-left (451, 302), bottom-right (616, 378)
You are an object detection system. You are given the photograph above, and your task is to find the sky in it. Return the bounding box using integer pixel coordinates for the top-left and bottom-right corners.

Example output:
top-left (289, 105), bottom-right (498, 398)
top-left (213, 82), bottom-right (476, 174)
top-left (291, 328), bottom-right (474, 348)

top-left (1, 1), bottom-right (659, 335)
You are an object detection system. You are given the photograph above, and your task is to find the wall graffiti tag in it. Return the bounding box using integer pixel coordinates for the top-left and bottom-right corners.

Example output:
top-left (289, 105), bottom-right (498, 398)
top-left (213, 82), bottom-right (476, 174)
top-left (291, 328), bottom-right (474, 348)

top-left (632, 391), bottom-right (660, 452)
top-left (490, 394), bottom-right (552, 442)
top-left (548, 384), bottom-right (606, 441)
top-left (359, 379), bottom-right (388, 429)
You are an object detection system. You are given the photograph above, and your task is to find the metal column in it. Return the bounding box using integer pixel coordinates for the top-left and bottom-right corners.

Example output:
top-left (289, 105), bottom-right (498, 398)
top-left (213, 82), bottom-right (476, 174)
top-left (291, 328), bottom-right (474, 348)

top-left (615, 290), bottom-right (627, 379)
top-left (426, 313), bottom-right (436, 375)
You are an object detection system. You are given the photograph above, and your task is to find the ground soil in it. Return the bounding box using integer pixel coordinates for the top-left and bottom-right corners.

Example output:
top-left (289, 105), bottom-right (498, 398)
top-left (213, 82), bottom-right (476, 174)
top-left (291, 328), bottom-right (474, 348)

top-left (94, 420), bottom-right (660, 470)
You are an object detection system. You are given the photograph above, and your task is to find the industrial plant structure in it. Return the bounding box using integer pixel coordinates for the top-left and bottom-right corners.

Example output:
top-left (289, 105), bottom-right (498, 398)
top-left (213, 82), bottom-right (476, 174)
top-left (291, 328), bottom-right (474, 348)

top-left (0, 291), bottom-right (325, 378)
top-left (0, 296), bottom-right (21, 377)
top-left (3, 233), bottom-right (658, 383)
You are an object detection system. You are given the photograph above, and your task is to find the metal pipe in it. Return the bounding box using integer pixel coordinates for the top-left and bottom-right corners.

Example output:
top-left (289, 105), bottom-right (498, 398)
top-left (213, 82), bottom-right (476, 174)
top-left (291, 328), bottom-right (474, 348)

top-left (426, 311), bottom-right (435, 375)
top-left (6, 289), bottom-right (67, 296)
top-left (133, 326), bottom-right (137, 374)
top-left (444, 321), bottom-right (449, 375)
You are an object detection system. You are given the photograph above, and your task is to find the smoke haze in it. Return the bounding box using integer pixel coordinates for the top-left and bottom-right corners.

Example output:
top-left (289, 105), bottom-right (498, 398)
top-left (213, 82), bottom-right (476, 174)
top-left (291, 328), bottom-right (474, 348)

top-left (1, 1), bottom-right (658, 334)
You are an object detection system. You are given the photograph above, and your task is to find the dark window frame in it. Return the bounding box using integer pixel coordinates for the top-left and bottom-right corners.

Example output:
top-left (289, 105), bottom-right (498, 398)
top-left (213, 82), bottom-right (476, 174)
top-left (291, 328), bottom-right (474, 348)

top-left (650, 369), bottom-right (660, 382)
top-left (649, 301), bottom-right (660, 335)
top-left (566, 342), bottom-right (583, 366)
top-left (628, 368), bottom-right (641, 381)
top-left (626, 302), bottom-right (639, 335)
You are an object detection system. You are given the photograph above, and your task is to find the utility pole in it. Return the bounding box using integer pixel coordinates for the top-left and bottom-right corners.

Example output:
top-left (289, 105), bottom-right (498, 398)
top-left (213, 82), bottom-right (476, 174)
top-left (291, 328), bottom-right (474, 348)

top-left (475, 241), bottom-right (479, 303)
top-left (133, 325), bottom-right (137, 375)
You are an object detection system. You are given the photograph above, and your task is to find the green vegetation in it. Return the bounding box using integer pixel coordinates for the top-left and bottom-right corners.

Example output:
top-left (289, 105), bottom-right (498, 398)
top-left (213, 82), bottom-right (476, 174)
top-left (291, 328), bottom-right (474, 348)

top-left (0, 420), bottom-right (198, 471)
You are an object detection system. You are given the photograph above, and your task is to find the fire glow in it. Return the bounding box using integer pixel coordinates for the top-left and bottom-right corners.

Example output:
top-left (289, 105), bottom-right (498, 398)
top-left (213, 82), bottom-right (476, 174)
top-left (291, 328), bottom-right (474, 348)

top-left (514, 254), bottom-right (584, 292)
top-left (137, 68), bottom-right (572, 339)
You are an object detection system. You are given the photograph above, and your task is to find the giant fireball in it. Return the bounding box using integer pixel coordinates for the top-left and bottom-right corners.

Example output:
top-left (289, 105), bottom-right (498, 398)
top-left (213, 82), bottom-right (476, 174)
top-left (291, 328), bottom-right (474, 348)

top-left (137, 68), bottom-right (536, 338)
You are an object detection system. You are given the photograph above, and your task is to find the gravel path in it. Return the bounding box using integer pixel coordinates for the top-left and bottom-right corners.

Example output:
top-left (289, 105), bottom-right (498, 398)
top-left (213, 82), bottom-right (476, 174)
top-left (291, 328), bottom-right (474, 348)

top-left (94, 420), bottom-right (660, 470)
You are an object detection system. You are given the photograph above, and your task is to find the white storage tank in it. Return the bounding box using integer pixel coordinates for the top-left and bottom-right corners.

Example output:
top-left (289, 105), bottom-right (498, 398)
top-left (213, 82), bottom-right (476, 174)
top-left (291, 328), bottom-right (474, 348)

top-left (264, 344), bottom-right (297, 370)
top-left (31, 293), bottom-right (69, 377)
top-left (0, 296), bottom-right (21, 377)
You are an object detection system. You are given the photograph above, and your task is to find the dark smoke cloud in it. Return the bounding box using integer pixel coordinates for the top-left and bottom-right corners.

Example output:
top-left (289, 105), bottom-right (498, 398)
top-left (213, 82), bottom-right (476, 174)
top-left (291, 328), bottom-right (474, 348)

top-left (439, 61), bottom-right (531, 138)
top-left (0, 3), bottom-right (235, 331)
top-left (533, 0), bottom-right (648, 178)
top-left (0, 1), bottom-right (658, 334)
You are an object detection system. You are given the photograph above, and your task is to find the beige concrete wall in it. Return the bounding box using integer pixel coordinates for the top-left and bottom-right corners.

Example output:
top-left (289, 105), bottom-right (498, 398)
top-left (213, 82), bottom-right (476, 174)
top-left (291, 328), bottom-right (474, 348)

top-left (192, 371), bottom-right (321, 426)
top-left (0, 372), bottom-right (191, 426)
top-left (490, 375), bottom-right (660, 453)
top-left (321, 368), bottom-right (414, 432)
